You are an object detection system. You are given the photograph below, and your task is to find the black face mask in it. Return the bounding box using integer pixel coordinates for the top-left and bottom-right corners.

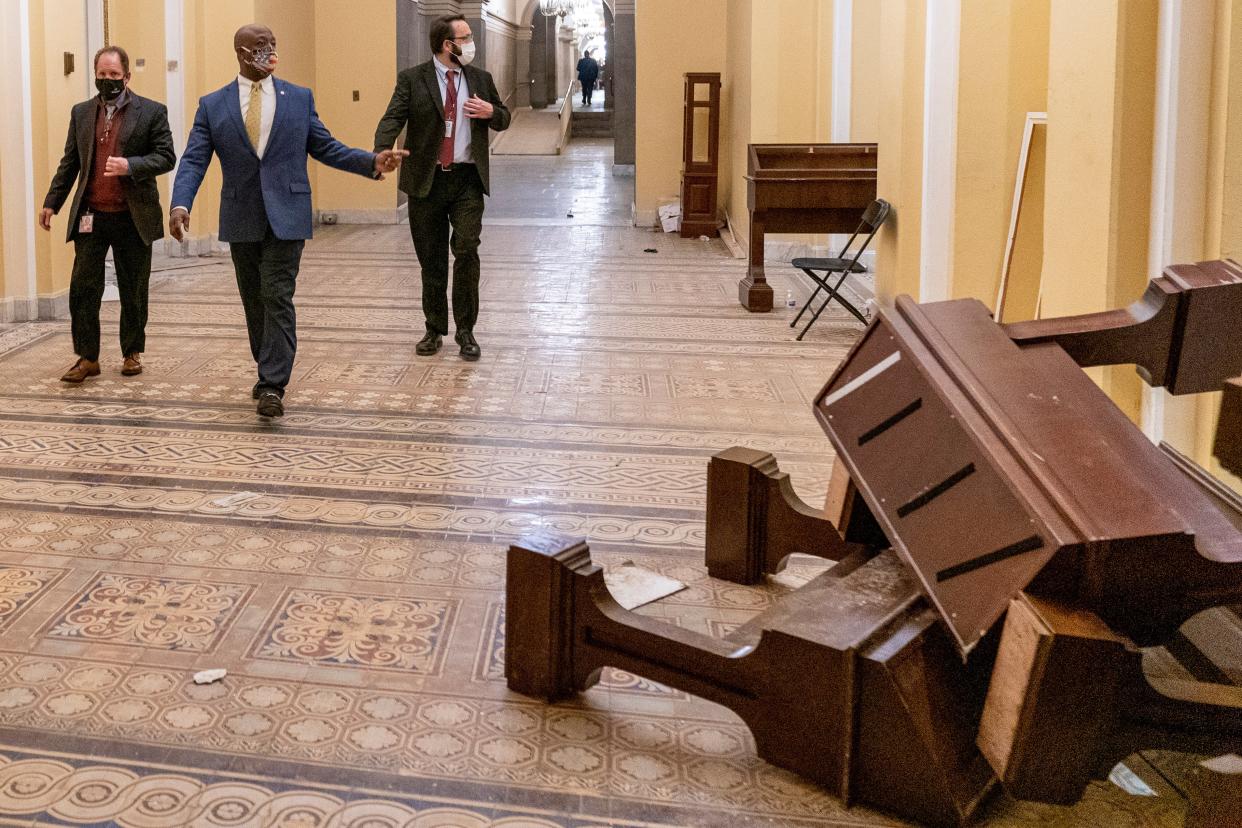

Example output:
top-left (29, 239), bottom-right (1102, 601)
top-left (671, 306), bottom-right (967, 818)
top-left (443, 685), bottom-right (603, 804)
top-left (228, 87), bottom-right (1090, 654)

top-left (95, 78), bottom-right (125, 101)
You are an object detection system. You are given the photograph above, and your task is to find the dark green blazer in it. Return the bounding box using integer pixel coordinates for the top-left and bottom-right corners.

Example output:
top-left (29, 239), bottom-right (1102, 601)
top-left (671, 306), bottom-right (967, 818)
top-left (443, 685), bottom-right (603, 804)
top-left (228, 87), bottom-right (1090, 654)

top-left (373, 60), bottom-right (511, 198)
top-left (43, 91), bottom-right (176, 245)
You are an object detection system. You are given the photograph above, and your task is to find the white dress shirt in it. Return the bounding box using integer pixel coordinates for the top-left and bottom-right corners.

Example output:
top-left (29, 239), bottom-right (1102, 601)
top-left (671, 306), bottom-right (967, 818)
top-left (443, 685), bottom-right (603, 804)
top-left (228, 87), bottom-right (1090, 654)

top-left (238, 73), bottom-right (276, 158)
top-left (432, 58), bottom-right (473, 164)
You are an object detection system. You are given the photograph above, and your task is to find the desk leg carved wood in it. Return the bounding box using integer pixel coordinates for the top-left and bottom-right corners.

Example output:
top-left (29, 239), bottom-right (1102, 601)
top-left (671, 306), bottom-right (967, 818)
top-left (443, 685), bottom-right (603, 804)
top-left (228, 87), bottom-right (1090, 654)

top-left (505, 534), bottom-right (995, 827)
top-left (704, 447), bottom-right (856, 584)
top-left (739, 212), bottom-right (773, 312)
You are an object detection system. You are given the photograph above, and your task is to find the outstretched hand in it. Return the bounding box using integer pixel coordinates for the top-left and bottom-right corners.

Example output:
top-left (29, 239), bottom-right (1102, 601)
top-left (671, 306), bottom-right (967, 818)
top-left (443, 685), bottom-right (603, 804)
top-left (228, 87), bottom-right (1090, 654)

top-left (169, 208), bottom-right (189, 242)
top-left (373, 148), bottom-right (409, 179)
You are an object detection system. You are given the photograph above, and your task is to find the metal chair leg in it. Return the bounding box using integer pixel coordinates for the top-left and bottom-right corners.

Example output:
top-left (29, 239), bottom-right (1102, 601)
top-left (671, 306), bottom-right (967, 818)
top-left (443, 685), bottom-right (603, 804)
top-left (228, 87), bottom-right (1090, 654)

top-left (790, 271), bottom-right (827, 328)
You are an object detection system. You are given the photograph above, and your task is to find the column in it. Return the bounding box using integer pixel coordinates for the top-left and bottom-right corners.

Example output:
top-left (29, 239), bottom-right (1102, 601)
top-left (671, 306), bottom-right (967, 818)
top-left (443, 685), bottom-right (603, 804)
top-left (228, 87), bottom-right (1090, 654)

top-left (544, 9), bottom-right (558, 103)
top-left (918, 0), bottom-right (960, 303)
top-left (1142, 0), bottom-right (1215, 447)
top-left (530, 12), bottom-right (549, 107)
top-left (612, 0), bottom-right (635, 170)
top-left (515, 25), bottom-right (532, 107)
top-left (602, 1), bottom-right (613, 110)
top-left (557, 23), bottom-right (575, 95)
top-left (397, 0), bottom-right (428, 70)
top-left (0, 0), bottom-right (38, 322)
top-left (460, 0), bottom-right (488, 69)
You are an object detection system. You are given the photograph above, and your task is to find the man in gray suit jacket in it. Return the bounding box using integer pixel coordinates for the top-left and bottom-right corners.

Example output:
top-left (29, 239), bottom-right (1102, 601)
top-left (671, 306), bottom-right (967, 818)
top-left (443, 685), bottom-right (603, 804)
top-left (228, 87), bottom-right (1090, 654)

top-left (41, 45), bottom-right (175, 383)
top-left (373, 14), bottom-right (510, 362)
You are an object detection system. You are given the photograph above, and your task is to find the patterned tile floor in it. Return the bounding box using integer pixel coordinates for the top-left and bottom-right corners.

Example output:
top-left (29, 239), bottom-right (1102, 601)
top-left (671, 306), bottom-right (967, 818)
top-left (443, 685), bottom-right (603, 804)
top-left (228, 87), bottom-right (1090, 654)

top-left (0, 141), bottom-right (1186, 826)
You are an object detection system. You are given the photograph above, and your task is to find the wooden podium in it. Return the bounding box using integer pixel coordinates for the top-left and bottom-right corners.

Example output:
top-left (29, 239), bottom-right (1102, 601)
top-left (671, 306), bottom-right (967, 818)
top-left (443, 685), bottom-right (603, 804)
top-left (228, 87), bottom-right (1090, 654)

top-left (506, 260), bottom-right (1242, 826)
top-left (740, 143), bottom-right (878, 312)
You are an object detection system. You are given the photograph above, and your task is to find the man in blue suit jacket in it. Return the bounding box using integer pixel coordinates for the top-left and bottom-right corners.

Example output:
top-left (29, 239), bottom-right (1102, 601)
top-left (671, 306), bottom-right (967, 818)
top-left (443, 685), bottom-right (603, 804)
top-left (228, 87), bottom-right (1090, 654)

top-left (170, 24), bottom-right (405, 418)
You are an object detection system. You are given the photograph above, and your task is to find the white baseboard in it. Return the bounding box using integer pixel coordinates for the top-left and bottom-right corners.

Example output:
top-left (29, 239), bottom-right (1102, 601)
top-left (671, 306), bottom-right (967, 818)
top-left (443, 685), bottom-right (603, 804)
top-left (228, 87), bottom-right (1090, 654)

top-left (0, 296), bottom-right (39, 323)
top-left (633, 207), bottom-right (657, 228)
top-left (316, 206), bottom-right (407, 225)
top-left (38, 290), bottom-right (70, 319)
top-left (163, 234), bottom-right (224, 258)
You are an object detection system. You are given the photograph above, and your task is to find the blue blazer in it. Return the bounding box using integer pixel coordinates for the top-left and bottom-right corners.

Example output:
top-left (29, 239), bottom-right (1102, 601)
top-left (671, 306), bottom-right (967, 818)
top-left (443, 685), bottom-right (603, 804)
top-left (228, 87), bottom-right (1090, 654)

top-left (172, 77), bottom-right (375, 242)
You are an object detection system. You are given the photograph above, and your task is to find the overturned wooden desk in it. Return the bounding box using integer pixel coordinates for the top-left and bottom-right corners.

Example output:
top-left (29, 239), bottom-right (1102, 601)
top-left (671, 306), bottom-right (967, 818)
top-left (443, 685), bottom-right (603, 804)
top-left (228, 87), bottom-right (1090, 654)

top-left (506, 260), bottom-right (1242, 826)
top-left (740, 143), bottom-right (878, 312)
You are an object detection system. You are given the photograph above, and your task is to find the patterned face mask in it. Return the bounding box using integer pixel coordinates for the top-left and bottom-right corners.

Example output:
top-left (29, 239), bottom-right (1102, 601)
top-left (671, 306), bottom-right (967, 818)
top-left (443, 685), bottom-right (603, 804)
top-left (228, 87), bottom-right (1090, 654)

top-left (240, 45), bottom-right (279, 74)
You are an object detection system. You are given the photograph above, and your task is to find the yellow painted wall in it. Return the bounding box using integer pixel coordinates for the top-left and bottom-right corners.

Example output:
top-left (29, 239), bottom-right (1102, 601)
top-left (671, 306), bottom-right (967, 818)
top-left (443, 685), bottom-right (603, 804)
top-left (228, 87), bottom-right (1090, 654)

top-left (31, 0), bottom-right (89, 298)
top-left (311, 0), bottom-right (396, 212)
top-left (633, 0), bottom-right (728, 222)
top-left (724, 0), bottom-right (753, 239)
top-left (950, 0), bottom-right (1049, 307)
top-left (180, 0), bottom-right (259, 239)
top-left (109, 0), bottom-right (166, 102)
top-left (873, 0), bottom-right (926, 302)
top-left (849, 0), bottom-right (880, 142)
top-left (108, 0), bottom-right (170, 209)
top-left (1041, 0), bottom-right (1156, 421)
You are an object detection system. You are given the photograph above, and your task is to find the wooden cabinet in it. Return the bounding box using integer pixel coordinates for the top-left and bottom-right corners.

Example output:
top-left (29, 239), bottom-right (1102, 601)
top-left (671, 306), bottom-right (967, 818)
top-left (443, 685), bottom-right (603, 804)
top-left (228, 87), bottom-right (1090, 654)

top-left (680, 73), bottom-right (721, 238)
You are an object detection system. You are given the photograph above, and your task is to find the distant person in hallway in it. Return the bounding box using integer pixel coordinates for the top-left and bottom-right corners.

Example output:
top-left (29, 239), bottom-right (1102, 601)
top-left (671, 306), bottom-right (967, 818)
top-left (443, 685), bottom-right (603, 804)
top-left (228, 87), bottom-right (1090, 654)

top-left (41, 45), bottom-right (176, 384)
top-left (170, 24), bottom-right (407, 418)
top-left (577, 50), bottom-right (600, 106)
top-left (373, 14), bottom-right (511, 362)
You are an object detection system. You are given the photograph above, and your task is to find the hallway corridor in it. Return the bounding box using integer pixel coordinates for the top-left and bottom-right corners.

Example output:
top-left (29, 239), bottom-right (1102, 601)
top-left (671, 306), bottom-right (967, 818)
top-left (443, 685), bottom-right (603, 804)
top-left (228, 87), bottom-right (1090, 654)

top-left (0, 146), bottom-right (1178, 827)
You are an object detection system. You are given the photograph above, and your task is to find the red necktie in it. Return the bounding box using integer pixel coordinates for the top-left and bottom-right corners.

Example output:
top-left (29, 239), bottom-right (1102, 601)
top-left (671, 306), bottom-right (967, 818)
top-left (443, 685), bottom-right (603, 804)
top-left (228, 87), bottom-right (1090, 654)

top-left (440, 70), bottom-right (458, 169)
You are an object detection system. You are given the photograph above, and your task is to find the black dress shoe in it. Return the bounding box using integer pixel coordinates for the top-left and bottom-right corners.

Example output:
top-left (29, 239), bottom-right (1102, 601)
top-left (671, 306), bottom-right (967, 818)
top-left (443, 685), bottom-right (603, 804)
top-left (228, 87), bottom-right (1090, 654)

top-left (416, 331), bottom-right (443, 356)
top-left (456, 331), bottom-right (481, 362)
top-left (251, 384), bottom-right (261, 400)
top-left (256, 391), bottom-right (284, 418)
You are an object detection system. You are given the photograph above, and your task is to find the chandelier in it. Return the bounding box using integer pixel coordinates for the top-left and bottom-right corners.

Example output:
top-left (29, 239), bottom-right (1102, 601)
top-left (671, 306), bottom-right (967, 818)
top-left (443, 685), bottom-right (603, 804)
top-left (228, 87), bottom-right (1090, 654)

top-left (539, 0), bottom-right (570, 17)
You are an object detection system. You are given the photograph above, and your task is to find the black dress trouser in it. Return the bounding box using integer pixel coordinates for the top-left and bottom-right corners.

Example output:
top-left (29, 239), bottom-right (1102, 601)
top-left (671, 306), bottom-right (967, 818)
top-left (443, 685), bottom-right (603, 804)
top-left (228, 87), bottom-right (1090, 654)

top-left (69, 209), bottom-right (151, 362)
top-left (229, 224), bottom-right (305, 397)
top-left (407, 165), bottom-right (485, 338)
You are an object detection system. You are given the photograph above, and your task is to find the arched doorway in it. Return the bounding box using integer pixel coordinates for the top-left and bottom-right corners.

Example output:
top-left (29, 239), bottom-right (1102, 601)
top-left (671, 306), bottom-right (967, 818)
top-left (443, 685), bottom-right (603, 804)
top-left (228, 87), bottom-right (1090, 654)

top-left (517, 0), bottom-right (633, 170)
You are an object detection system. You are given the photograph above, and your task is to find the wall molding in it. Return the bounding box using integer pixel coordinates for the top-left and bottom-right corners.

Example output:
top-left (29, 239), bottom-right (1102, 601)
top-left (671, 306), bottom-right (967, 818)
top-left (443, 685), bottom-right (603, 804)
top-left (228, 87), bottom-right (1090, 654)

top-left (316, 206), bottom-right (408, 225)
top-left (0, 296), bottom-right (39, 324)
top-left (0, 0), bottom-right (38, 314)
top-left (38, 289), bottom-right (70, 320)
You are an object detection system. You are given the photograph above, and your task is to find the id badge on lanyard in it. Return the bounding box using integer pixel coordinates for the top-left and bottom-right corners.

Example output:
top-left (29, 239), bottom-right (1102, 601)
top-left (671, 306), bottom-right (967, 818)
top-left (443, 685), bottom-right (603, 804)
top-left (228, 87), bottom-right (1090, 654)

top-left (79, 211), bottom-right (94, 234)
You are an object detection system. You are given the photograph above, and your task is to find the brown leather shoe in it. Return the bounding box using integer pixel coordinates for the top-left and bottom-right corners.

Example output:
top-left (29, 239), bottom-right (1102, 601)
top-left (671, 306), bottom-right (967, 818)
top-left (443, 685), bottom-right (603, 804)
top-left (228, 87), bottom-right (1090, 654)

top-left (60, 358), bottom-right (100, 384)
top-left (121, 352), bottom-right (143, 376)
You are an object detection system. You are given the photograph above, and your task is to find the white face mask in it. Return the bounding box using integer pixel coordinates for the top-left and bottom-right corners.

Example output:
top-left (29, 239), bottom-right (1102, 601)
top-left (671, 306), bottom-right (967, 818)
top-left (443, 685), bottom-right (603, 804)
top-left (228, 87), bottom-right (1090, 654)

top-left (453, 40), bottom-right (476, 66)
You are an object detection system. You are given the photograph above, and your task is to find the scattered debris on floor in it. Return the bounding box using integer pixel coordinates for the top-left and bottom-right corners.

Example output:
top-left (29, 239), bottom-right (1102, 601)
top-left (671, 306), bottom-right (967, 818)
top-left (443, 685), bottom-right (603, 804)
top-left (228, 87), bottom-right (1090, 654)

top-left (193, 668), bottom-right (227, 685)
top-left (643, 248), bottom-right (657, 253)
top-left (603, 562), bottom-right (686, 610)
top-left (210, 491), bottom-right (262, 508)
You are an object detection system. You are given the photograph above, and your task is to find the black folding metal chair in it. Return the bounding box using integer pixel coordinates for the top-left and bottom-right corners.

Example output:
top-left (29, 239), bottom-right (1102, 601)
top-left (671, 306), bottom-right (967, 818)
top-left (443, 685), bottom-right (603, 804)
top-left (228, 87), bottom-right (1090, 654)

top-left (790, 198), bottom-right (891, 340)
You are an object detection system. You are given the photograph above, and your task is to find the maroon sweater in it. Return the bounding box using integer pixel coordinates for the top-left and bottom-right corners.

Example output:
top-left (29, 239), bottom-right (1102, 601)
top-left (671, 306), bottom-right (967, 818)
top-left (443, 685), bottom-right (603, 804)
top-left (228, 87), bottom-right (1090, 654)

top-left (85, 101), bottom-right (128, 213)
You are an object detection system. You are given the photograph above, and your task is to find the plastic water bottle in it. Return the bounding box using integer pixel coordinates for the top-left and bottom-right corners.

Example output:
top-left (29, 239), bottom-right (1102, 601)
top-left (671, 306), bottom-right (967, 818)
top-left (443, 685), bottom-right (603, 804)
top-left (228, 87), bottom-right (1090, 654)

top-left (785, 290), bottom-right (796, 309)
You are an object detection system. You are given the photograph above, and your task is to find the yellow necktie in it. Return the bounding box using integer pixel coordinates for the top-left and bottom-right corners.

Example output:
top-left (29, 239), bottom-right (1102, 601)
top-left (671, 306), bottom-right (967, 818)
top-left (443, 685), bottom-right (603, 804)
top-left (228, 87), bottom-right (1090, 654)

top-left (246, 82), bottom-right (262, 152)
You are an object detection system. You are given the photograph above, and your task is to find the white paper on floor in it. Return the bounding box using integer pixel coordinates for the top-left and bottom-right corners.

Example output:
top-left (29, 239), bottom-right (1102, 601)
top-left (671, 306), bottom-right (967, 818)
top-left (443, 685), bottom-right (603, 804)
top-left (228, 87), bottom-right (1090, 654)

top-left (210, 491), bottom-right (262, 508)
top-left (1202, 753), bottom-right (1242, 774)
top-left (193, 668), bottom-right (227, 685)
top-left (1108, 762), bottom-right (1157, 796)
top-left (603, 562), bottom-right (686, 611)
